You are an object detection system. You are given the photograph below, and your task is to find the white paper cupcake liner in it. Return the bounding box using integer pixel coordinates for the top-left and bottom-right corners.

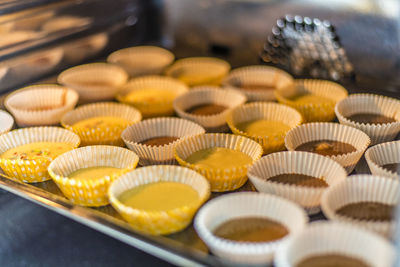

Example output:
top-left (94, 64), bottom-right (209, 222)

top-left (0, 127), bottom-right (80, 183)
top-left (173, 86), bottom-right (246, 132)
top-left (58, 63), bottom-right (128, 102)
top-left (321, 175), bottom-right (399, 238)
top-left (48, 145), bottom-right (139, 207)
top-left (5, 84), bottom-right (79, 127)
top-left (194, 192), bottom-right (308, 265)
top-left (248, 151), bottom-right (347, 214)
top-left (109, 165), bottom-right (210, 235)
top-left (285, 122), bottom-right (371, 174)
top-left (275, 221), bottom-right (395, 267)
top-left (107, 46), bottom-right (175, 77)
top-left (61, 102), bottom-right (142, 146)
top-left (335, 94), bottom-right (400, 145)
top-left (222, 65), bottom-right (294, 102)
top-left (175, 133), bottom-right (263, 192)
top-left (227, 102), bottom-right (302, 154)
top-left (63, 33), bottom-right (108, 64)
top-left (122, 117), bottom-right (205, 166)
top-left (365, 141), bottom-right (400, 179)
top-left (0, 110), bottom-right (14, 135)
top-left (165, 57), bottom-right (231, 87)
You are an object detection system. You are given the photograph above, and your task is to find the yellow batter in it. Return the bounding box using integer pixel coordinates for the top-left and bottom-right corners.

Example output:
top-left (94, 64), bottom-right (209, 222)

top-left (185, 147), bottom-right (253, 169)
top-left (236, 120), bottom-right (291, 136)
top-left (173, 68), bottom-right (217, 86)
top-left (291, 94), bottom-right (334, 105)
top-left (1, 142), bottom-right (74, 161)
top-left (119, 182), bottom-right (199, 211)
top-left (124, 89), bottom-right (177, 104)
top-left (73, 116), bottom-right (129, 129)
top-left (68, 166), bottom-right (121, 180)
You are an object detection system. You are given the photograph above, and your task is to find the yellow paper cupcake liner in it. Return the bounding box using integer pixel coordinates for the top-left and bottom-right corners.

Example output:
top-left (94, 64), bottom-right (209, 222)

top-left (0, 127), bottom-right (80, 183)
top-left (108, 165), bottom-right (210, 235)
top-left (174, 133), bottom-right (263, 192)
top-left (61, 102), bottom-right (142, 146)
top-left (226, 102), bottom-right (302, 154)
top-left (48, 145), bottom-right (139, 207)
top-left (275, 79), bottom-right (348, 122)
top-left (116, 75), bottom-right (188, 118)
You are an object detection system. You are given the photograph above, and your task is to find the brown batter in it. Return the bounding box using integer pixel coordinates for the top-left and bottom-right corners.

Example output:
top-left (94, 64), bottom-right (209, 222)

top-left (240, 83), bottom-right (275, 91)
top-left (296, 254), bottom-right (370, 267)
top-left (213, 217), bottom-right (288, 243)
top-left (268, 173), bottom-right (328, 188)
top-left (185, 104), bottom-right (227, 116)
top-left (336, 201), bottom-right (394, 221)
top-left (296, 140), bottom-right (356, 157)
top-left (347, 113), bottom-right (396, 124)
top-left (139, 136), bottom-right (179, 146)
top-left (381, 163), bottom-right (400, 174)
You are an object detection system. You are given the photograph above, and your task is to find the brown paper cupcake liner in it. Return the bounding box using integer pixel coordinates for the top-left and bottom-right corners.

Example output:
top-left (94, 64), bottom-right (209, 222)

top-left (48, 145), bottom-right (139, 207)
top-left (173, 86), bottom-right (246, 132)
top-left (321, 175), bottom-right (399, 238)
top-left (285, 122), bottom-right (371, 174)
top-left (0, 110), bottom-right (14, 135)
top-left (248, 151), bottom-right (347, 214)
top-left (222, 65), bottom-right (294, 102)
top-left (365, 141), bottom-right (400, 179)
top-left (335, 93), bottom-right (400, 145)
top-left (227, 102), bottom-right (302, 154)
top-left (61, 102), bottom-right (142, 146)
top-left (122, 117), bottom-right (205, 166)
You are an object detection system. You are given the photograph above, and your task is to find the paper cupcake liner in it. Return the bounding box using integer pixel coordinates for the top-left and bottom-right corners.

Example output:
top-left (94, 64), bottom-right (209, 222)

top-left (173, 86), bottom-right (246, 132)
top-left (194, 192), bottom-right (308, 265)
top-left (275, 79), bottom-right (348, 122)
top-left (107, 46), bottom-right (175, 77)
top-left (321, 175), bottom-right (399, 238)
top-left (365, 141), bottom-right (400, 179)
top-left (122, 117), bottom-right (205, 166)
top-left (174, 133), bottom-right (263, 192)
top-left (58, 63), bottom-right (128, 102)
top-left (61, 102), bottom-right (142, 146)
top-left (248, 151), bottom-right (347, 214)
top-left (275, 221), bottom-right (395, 267)
top-left (108, 165), bottom-right (210, 235)
top-left (41, 16), bottom-right (92, 32)
top-left (0, 110), bottom-right (14, 135)
top-left (116, 75), bottom-right (188, 118)
top-left (5, 84), bottom-right (79, 127)
top-left (222, 65), bottom-right (294, 102)
top-left (335, 94), bottom-right (400, 145)
top-left (285, 122), bottom-right (371, 174)
top-left (165, 57), bottom-right (231, 87)
top-left (48, 145), bottom-right (139, 207)
top-left (64, 33), bottom-right (108, 64)
top-left (0, 127), bottom-right (80, 183)
top-left (227, 102), bottom-right (302, 154)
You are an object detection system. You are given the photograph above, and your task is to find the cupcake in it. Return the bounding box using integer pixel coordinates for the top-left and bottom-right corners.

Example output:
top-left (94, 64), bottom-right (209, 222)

top-left (174, 87), bottom-right (247, 132)
top-left (227, 102), bottom-right (302, 154)
top-left (194, 192), bottom-right (308, 265)
top-left (285, 122), bottom-right (371, 174)
top-left (116, 75), bottom-right (188, 118)
top-left (222, 65), bottom-right (294, 102)
top-left (274, 221), bottom-right (395, 267)
top-left (365, 141), bottom-right (400, 179)
top-left (108, 165), bottom-right (210, 235)
top-left (5, 84), bottom-right (79, 127)
top-left (0, 127), bottom-right (80, 183)
top-left (174, 133), bottom-right (263, 192)
top-left (63, 33), bottom-right (108, 64)
top-left (275, 79), bottom-right (348, 122)
top-left (61, 102), bottom-right (142, 146)
top-left (58, 63), bottom-right (128, 102)
top-left (107, 46), bottom-right (174, 77)
top-left (0, 31), bottom-right (39, 48)
top-left (48, 145), bottom-right (139, 207)
top-left (122, 117), bottom-right (205, 166)
top-left (335, 94), bottom-right (400, 145)
top-left (41, 16), bottom-right (92, 32)
top-left (0, 110), bottom-right (14, 135)
top-left (165, 57), bottom-right (230, 87)
top-left (14, 10), bottom-right (54, 31)
top-left (321, 175), bottom-right (399, 238)
top-left (248, 151), bottom-right (347, 214)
